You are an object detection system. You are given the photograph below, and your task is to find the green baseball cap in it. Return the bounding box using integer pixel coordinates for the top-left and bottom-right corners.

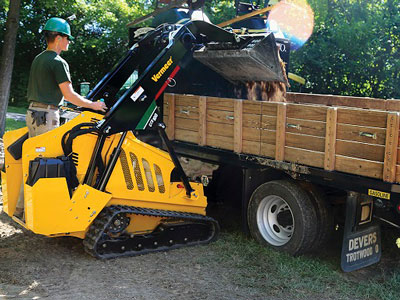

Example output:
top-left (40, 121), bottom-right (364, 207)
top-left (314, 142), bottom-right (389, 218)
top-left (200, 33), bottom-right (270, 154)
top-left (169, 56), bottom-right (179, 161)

top-left (43, 17), bottom-right (74, 40)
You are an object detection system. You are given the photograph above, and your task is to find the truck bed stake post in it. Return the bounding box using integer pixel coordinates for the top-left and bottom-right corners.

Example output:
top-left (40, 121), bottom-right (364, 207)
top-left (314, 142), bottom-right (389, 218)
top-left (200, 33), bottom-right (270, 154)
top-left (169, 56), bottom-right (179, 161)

top-left (157, 122), bottom-right (193, 196)
top-left (98, 131), bottom-right (128, 191)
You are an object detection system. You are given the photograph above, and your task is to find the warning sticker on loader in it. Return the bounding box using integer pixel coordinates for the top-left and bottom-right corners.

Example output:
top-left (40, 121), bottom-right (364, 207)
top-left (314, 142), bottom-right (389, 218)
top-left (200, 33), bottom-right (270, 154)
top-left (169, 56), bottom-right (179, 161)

top-left (130, 86), bottom-right (145, 102)
top-left (341, 224), bottom-right (381, 272)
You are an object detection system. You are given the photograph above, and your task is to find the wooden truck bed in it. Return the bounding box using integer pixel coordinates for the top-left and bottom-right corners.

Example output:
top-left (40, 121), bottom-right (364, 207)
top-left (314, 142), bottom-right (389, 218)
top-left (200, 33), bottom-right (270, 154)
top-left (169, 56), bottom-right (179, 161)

top-left (163, 92), bottom-right (400, 183)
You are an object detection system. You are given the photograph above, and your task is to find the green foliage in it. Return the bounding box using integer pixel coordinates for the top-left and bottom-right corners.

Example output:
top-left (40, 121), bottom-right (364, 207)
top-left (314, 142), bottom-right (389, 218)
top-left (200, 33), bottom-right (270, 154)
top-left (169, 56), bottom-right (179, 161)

top-left (7, 105), bottom-right (28, 114)
top-left (4, 0), bottom-right (145, 106)
top-left (291, 0), bottom-right (400, 98)
top-left (5, 119), bottom-right (25, 131)
top-left (204, 0), bottom-right (236, 24)
top-left (2, 0), bottom-right (400, 102)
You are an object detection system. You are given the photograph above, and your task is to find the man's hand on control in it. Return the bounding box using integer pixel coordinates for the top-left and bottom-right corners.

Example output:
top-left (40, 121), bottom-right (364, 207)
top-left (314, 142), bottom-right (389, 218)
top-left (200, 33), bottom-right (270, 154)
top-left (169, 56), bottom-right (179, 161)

top-left (59, 82), bottom-right (108, 112)
top-left (90, 101), bottom-right (108, 112)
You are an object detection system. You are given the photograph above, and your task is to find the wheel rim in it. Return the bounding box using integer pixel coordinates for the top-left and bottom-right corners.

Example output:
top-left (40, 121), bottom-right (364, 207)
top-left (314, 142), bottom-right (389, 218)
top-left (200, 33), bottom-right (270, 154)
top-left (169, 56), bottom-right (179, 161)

top-left (256, 195), bottom-right (294, 246)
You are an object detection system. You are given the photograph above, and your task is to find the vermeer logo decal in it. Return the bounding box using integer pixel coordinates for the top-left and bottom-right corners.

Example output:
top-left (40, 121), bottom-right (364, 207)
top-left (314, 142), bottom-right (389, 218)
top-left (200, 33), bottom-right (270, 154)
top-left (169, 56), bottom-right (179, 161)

top-left (151, 57), bottom-right (173, 82)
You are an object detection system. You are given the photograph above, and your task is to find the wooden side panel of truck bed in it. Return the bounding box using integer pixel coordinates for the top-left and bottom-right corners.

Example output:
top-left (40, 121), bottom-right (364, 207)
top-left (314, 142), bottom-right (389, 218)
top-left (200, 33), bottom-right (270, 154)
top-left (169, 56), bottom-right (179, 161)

top-left (163, 93), bottom-right (400, 183)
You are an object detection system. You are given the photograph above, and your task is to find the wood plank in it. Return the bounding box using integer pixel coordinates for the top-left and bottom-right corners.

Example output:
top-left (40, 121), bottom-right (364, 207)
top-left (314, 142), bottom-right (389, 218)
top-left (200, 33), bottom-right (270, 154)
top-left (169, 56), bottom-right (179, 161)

top-left (287, 92), bottom-right (387, 110)
top-left (336, 140), bottom-right (385, 162)
top-left (164, 93), bottom-right (173, 104)
top-left (324, 107), bottom-right (338, 171)
top-left (234, 100), bottom-right (243, 153)
top-left (386, 100), bottom-right (400, 112)
top-left (275, 103), bottom-right (287, 161)
top-left (175, 117), bottom-right (199, 131)
top-left (286, 133), bottom-right (325, 152)
top-left (397, 149), bottom-right (400, 164)
top-left (175, 129), bottom-right (198, 144)
top-left (243, 101), bottom-right (262, 114)
top-left (261, 129), bottom-right (276, 144)
top-left (287, 103), bottom-right (327, 121)
top-left (175, 105), bottom-right (199, 120)
top-left (383, 112), bottom-right (400, 182)
top-left (175, 94), bottom-right (200, 107)
top-left (261, 115), bottom-right (277, 130)
top-left (244, 113), bottom-right (263, 128)
top-left (207, 122), bottom-right (233, 137)
top-left (395, 165), bottom-right (400, 183)
top-left (243, 140), bottom-right (261, 156)
top-left (261, 102), bottom-right (278, 116)
top-left (205, 96), bottom-right (234, 111)
top-left (198, 96), bottom-right (207, 146)
top-left (285, 118), bottom-right (326, 137)
top-left (243, 127), bottom-right (261, 142)
top-left (207, 109), bottom-right (235, 124)
top-left (207, 134), bottom-right (234, 151)
top-left (336, 124), bottom-right (386, 145)
top-left (284, 147), bottom-right (324, 168)
top-left (260, 143), bottom-right (275, 158)
top-left (166, 94), bottom-right (175, 140)
top-left (335, 155), bottom-right (383, 179)
top-left (337, 108), bottom-right (388, 128)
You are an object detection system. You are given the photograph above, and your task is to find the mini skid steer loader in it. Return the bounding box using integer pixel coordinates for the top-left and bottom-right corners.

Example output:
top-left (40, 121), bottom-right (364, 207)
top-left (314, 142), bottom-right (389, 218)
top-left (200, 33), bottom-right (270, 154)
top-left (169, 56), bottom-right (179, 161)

top-left (2, 21), bottom-right (286, 258)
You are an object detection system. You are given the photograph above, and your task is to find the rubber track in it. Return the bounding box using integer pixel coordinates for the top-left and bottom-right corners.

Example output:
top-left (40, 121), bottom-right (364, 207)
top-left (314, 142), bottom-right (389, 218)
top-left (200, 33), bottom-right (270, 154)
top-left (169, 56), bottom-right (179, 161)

top-left (83, 205), bottom-right (219, 259)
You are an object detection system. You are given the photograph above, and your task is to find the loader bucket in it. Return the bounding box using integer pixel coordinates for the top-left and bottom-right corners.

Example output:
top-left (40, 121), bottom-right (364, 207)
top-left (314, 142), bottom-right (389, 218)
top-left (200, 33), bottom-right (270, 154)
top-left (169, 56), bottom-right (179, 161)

top-left (193, 33), bottom-right (286, 83)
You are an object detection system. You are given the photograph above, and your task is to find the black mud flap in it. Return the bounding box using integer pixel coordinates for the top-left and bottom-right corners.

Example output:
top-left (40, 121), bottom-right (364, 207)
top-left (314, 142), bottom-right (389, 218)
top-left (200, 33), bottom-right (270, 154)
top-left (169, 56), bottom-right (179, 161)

top-left (341, 192), bottom-right (382, 272)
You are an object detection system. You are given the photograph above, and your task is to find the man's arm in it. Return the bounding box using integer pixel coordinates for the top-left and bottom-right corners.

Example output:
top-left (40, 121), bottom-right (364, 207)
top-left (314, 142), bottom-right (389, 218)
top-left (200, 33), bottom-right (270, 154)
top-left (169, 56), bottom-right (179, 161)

top-left (59, 81), bottom-right (107, 112)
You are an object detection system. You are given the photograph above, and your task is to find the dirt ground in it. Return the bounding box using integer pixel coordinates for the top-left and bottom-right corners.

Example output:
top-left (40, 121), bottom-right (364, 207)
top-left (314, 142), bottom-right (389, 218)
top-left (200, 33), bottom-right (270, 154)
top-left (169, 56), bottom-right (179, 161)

top-left (0, 204), bottom-right (246, 300)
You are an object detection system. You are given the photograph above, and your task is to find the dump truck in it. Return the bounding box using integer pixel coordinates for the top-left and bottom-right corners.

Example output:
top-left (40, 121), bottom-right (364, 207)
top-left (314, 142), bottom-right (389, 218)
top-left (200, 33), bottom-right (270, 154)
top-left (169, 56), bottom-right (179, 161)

top-left (160, 90), bottom-right (400, 272)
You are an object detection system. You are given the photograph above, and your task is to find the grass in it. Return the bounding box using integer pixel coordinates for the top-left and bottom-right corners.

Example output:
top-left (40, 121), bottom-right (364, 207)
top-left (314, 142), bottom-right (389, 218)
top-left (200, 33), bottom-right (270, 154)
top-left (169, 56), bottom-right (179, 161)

top-left (5, 119), bottom-right (25, 132)
top-left (5, 105), bottom-right (26, 132)
top-left (7, 105), bottom-right (28, 114)
top-left (201, 208), bottom-right (400, 300)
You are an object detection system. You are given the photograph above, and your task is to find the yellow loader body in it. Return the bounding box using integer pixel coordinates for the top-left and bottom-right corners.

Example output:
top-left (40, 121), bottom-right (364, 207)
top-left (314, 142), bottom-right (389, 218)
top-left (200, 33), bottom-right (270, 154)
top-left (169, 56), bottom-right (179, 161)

top-left (2, 112), bottom-right (215, 257)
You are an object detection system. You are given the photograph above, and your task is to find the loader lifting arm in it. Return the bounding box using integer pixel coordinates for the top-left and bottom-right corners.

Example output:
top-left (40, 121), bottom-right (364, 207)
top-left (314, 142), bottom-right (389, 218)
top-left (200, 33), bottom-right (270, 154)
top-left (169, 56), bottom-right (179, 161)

top-left (75, 20), bottom-right (284, 195)
top-left (87, 20), bottom-right (284, 135)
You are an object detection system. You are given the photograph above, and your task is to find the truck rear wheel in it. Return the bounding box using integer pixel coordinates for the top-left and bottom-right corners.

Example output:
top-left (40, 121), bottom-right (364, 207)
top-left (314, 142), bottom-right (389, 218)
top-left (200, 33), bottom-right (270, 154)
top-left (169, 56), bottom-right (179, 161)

top-left (247, 180), bottom-right (318, 255)
top-left (299, 182), bottom-right (334, 252)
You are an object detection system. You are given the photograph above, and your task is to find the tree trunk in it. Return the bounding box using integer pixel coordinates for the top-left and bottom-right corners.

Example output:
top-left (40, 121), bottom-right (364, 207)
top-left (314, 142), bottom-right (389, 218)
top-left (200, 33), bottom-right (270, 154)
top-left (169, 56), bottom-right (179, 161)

top-left (0, 0), bottom-right (21, 137)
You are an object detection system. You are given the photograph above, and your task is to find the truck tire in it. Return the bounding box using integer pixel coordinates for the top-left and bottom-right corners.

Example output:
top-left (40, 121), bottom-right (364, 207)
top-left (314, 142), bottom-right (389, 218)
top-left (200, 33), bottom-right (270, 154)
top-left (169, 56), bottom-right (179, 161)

top-left (299, 182), bottom-right (334, 252)
top-left (247, 180), bottom-right (318, 256)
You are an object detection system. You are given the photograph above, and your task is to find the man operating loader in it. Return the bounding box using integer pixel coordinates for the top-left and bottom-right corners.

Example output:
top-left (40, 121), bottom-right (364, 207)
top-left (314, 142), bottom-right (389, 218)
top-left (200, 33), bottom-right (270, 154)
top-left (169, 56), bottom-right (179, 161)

top-left (14, 17), bottom-right (107, 219)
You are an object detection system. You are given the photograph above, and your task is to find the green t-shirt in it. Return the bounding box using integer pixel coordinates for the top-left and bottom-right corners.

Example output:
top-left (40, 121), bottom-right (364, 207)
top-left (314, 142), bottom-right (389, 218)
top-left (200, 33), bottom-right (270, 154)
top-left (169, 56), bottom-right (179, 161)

top-left (27, 50), bottom-right (71, 106)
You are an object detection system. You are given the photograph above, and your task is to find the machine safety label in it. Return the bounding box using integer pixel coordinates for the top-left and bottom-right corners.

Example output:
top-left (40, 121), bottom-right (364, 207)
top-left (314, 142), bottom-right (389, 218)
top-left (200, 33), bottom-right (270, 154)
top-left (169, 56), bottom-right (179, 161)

top-left (130, 86), bottom-right (145, 102)
top-left (368, 189), bottom-right (390, 200)
top-left (35, 147), bottom-right (45, 153)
